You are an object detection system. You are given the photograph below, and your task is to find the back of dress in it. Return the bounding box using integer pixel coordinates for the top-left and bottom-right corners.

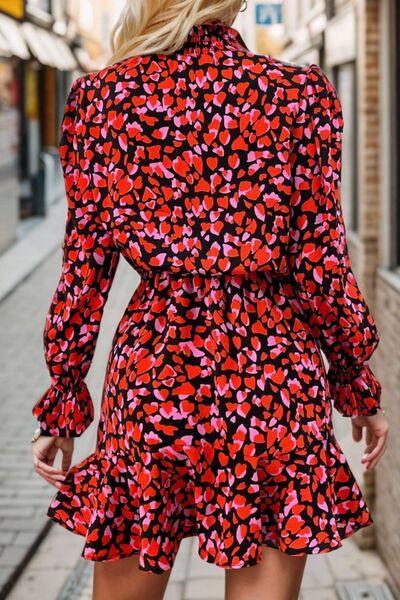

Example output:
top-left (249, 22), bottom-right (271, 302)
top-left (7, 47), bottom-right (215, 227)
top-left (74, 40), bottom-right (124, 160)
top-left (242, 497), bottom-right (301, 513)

top-left (33, 21), bottom-right (382, 574)
top-left (79, 23), bottom-right (298, 277)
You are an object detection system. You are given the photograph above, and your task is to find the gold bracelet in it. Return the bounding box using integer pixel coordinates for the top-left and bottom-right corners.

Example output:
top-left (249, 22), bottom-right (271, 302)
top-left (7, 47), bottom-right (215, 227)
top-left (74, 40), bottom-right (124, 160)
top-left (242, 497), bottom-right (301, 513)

top-left (31, 427), bottom-right (41, 443)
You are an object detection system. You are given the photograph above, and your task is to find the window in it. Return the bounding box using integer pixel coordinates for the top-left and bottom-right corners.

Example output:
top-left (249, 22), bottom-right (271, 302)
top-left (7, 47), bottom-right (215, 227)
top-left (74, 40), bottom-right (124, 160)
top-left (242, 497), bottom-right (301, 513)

top-left (26, 0), bottom-right (51, 12)
top-left (335, 62), bottom-right (358, 232)
top-left (325, 0), bottom-right (335, 19)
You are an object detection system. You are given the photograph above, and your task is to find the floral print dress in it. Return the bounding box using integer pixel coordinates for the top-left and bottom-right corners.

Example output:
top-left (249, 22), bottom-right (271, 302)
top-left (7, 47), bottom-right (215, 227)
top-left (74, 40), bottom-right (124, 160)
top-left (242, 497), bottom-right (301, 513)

top-left (32, 22), bottom-right (382, 573)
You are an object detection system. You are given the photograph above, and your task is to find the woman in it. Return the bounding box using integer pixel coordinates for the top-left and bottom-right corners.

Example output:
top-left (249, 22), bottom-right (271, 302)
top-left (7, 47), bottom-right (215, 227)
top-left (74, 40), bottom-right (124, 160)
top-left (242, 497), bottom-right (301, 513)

top-left (31, 1), bottom-right (388, 599)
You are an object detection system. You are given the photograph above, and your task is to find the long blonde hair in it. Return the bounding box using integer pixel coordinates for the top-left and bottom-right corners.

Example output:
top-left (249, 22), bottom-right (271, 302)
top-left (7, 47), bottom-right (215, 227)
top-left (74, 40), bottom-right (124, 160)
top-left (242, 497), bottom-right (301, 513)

top-left (109, 0), bottom-right (243, 64)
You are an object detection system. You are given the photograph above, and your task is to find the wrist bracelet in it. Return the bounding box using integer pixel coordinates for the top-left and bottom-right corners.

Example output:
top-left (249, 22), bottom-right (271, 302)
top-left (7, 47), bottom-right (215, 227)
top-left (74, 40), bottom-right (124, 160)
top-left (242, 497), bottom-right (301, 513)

top-left (31, 427), bottom-right (41, 443)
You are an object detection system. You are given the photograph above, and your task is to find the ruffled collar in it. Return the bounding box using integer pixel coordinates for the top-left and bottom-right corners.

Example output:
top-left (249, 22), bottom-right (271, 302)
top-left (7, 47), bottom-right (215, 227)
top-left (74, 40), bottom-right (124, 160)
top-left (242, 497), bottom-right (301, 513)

top-left (184, 21), bottom-right (248, 51)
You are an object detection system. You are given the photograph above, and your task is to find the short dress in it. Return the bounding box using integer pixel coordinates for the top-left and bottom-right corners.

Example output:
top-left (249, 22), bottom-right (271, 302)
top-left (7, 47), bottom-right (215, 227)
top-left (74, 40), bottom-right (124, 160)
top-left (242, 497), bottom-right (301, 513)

top-left (32, 22), bottom-right (382, 573)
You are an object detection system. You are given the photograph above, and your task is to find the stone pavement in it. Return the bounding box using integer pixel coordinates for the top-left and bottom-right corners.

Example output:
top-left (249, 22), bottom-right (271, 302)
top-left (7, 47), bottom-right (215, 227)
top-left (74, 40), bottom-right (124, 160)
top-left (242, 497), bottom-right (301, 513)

top-left (0, 242), bottom-right (138, 598)
top-left (7, 523), bottom-right (393, 600)
top-left (0, 199), bottom-right (66, 303)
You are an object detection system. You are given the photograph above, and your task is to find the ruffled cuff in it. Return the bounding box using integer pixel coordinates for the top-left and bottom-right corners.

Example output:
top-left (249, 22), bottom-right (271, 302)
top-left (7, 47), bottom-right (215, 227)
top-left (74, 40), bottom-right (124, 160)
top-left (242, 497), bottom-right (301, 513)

top-left (328, 362), bottom-right (382, 417)
top-left (32, 379), bottom-right (94, 437)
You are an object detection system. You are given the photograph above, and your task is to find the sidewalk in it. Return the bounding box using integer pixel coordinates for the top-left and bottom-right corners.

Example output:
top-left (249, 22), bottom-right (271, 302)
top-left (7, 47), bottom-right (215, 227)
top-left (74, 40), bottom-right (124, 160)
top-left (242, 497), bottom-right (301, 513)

top-left (0, 239), bottom-right (138, 598)
top-left (0, 201), bottom-right (67, 303)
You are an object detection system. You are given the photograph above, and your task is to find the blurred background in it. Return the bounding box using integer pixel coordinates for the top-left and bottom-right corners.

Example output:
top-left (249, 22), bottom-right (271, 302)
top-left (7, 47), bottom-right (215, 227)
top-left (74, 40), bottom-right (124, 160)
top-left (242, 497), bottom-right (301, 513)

top-left (0, 1), bottom-right (398, 599)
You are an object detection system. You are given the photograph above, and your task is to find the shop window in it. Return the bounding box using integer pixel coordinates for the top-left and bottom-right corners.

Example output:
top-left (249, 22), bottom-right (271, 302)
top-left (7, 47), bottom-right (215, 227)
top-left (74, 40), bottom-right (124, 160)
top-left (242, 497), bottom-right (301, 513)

top-left (26, 0), bottom-right (51, 12)
top-left (325, 0), bottom-right (335, 19)
top-left (335, 62), bottom-right (358, 232)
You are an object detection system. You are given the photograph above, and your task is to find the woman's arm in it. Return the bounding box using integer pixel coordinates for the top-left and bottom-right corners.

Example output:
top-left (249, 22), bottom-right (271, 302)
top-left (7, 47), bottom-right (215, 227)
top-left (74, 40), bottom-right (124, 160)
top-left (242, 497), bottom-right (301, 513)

top-left (32, 77), bottom-right (119, 437)
top-left (288, 63), bottom-right (382, 417)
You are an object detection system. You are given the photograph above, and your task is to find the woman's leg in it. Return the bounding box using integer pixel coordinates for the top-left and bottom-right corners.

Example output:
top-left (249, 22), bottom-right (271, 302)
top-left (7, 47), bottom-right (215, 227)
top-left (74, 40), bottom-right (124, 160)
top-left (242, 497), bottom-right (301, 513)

top-left (93, 555), bottom-right (172, 600)
top-left (225, 547), bottom-right (307, 600)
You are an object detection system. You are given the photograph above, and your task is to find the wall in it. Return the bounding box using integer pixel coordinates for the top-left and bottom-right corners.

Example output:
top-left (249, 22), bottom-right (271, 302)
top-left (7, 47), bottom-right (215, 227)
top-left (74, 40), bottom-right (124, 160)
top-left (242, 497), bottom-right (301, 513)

top-left (373, 0), bottom-right (400, 594)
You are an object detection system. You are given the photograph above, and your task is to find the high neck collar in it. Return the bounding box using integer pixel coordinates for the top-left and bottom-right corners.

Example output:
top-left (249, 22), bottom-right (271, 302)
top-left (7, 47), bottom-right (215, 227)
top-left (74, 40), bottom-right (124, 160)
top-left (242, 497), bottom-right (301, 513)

top-left (184, 21), bottom-right (247, 51)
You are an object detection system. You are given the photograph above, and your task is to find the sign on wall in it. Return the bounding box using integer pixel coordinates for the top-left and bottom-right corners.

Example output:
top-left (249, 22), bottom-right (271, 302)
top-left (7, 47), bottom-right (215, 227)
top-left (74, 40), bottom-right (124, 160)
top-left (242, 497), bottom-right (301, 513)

top-left (0, 0), bottom-right (25, 19)
top-left (255, 3), bottom-right (282, 26)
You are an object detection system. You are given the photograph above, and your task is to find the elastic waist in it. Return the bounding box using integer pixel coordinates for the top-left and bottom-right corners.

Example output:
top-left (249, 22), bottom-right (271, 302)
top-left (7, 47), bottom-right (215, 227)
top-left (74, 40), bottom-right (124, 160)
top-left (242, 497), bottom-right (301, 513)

top-left (139, 268), bottom-right (291, 285)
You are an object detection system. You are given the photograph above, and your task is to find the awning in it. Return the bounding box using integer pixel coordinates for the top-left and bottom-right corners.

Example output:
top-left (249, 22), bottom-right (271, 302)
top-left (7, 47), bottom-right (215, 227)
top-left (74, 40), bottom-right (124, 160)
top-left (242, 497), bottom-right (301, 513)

top-left (0, 30), bottom-right (11, 58)
top-left (21, 22), bottom-right (77, 70)
top-left (21, 22), bottom-right (54, 66)
top-left (74, 46), bottom-right (100, 73)
top-left (0, 14), bottom-right (30, 60)
top-left (52, 37), bottom-right (78, 71)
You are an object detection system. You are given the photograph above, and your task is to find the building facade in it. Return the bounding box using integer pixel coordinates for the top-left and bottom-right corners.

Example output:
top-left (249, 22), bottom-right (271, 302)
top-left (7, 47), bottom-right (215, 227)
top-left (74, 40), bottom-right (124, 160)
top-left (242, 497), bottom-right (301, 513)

top-left (281, 0), bottom-right (400, 594)
top-left (0, 0), bottom-right (124, 254)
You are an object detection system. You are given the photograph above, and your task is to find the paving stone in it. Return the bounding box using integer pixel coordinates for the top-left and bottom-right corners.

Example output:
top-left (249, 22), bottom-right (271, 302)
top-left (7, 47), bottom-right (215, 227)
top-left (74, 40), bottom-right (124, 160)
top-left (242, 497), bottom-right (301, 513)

top-left (0, 544), bottom-right (28, 567)
top-left (170, 537), bottom-right (193, 583)
top-left (0, 247), bottom-right (72, 596)
top-left (0, 477), bottom-right (50, 489)
top-left (28, 530), bottom-right (84, 570)
top-left (300, 588), bottom-right (337, 600)
top-left (327, 544), bottom-right (388, 581)
top-left (0, 567), bottom-right (14, 589)
top-left (0, 517), bottom-right (47, 532)
top-left (0, 199), bottom-right (65, 302)
top-left (301, 555), bottom-right (335, 589)
top-left (16, 489), bottom-right (55, 499)
top-left (0, 489), bottom-right (17, 498)
top-left (13, 531), bottom-right (42, 548)
top-left (0, 497), bottom-right (48, 508)
top-left (6, 567), bottom-right (72, 600)
top-left (0, 531), bottom-right (15, 545)
top-left (165, 582), bottom-right (184, 600)
top-left (184, 577), bottom-right (225, 600)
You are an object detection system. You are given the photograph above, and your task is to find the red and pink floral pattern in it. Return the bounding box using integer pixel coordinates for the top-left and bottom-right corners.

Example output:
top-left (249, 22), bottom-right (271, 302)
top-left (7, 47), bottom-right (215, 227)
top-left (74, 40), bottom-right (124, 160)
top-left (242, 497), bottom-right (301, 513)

top-left (32, 22), bottom-right (381, 573)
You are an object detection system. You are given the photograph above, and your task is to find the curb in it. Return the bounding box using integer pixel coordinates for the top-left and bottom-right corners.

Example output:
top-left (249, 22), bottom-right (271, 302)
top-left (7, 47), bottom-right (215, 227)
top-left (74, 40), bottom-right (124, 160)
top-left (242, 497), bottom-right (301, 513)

top-left (0, 200), bottom-right (66, 304)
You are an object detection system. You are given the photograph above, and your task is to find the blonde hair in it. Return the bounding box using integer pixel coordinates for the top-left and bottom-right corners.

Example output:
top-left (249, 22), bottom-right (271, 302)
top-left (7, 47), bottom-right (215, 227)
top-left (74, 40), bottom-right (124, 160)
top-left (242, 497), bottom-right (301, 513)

top-left (109, 0), bottom-right (243, 64)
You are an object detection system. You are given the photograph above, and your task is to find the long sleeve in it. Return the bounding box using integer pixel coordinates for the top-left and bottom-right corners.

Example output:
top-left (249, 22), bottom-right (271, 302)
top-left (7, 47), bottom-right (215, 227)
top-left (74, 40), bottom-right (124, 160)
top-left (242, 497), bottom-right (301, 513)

top-left (288, 63), bottom-right (382, 417)
top-left (32, 77), bottom-right (120, 437)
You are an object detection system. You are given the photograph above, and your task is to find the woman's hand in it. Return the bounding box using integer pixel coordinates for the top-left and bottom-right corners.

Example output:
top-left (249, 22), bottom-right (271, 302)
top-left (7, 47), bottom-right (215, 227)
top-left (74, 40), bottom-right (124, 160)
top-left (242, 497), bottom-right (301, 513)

top-left (351, 409), bottom-right (388, 471)
top-left (32, 435), bottom-right (74, 488)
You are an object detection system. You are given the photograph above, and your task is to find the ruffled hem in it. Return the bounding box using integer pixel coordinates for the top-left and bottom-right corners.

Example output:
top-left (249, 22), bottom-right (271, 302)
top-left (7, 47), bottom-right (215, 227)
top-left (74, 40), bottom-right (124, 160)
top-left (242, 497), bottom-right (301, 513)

top-left (46, 432), bottom-right (373, 574)
top-left (328, 362), bottom-right (382, 417)
top-left (32, 379), bottom-right (94, 437)
top-left (49, 509), bottom-right (372, 572)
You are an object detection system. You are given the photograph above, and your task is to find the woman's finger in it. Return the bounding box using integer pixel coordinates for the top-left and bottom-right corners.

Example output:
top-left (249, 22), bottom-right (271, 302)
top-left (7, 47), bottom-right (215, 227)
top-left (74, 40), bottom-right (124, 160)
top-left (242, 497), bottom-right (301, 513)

top-left (33, 457), bottom-right (67, 477)
top-left (361, 433), bottom-right (387, 463)
top-left (33, 464), bottom-right (63, 488)
top-left (365, 443), bottom-right (387, 471)
top-left (35, 466), bottom-right (65, 482)
top-left (363, 437), bottom-right (377, 456)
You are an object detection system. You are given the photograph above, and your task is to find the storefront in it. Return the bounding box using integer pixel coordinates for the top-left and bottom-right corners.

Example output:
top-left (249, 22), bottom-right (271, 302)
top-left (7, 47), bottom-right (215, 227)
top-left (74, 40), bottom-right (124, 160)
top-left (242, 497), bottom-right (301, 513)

top-left (0, 3), bottom-right (30, 251)
top-left (20, 20), bottom-right (78, 216)
top-left (0, 0), bottom-right (80, 252)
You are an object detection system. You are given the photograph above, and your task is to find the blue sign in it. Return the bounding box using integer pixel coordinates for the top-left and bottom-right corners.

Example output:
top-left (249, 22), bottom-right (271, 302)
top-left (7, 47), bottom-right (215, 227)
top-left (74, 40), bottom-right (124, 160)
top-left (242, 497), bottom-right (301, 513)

top-left (255, 3), bottom-right (282, 25)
